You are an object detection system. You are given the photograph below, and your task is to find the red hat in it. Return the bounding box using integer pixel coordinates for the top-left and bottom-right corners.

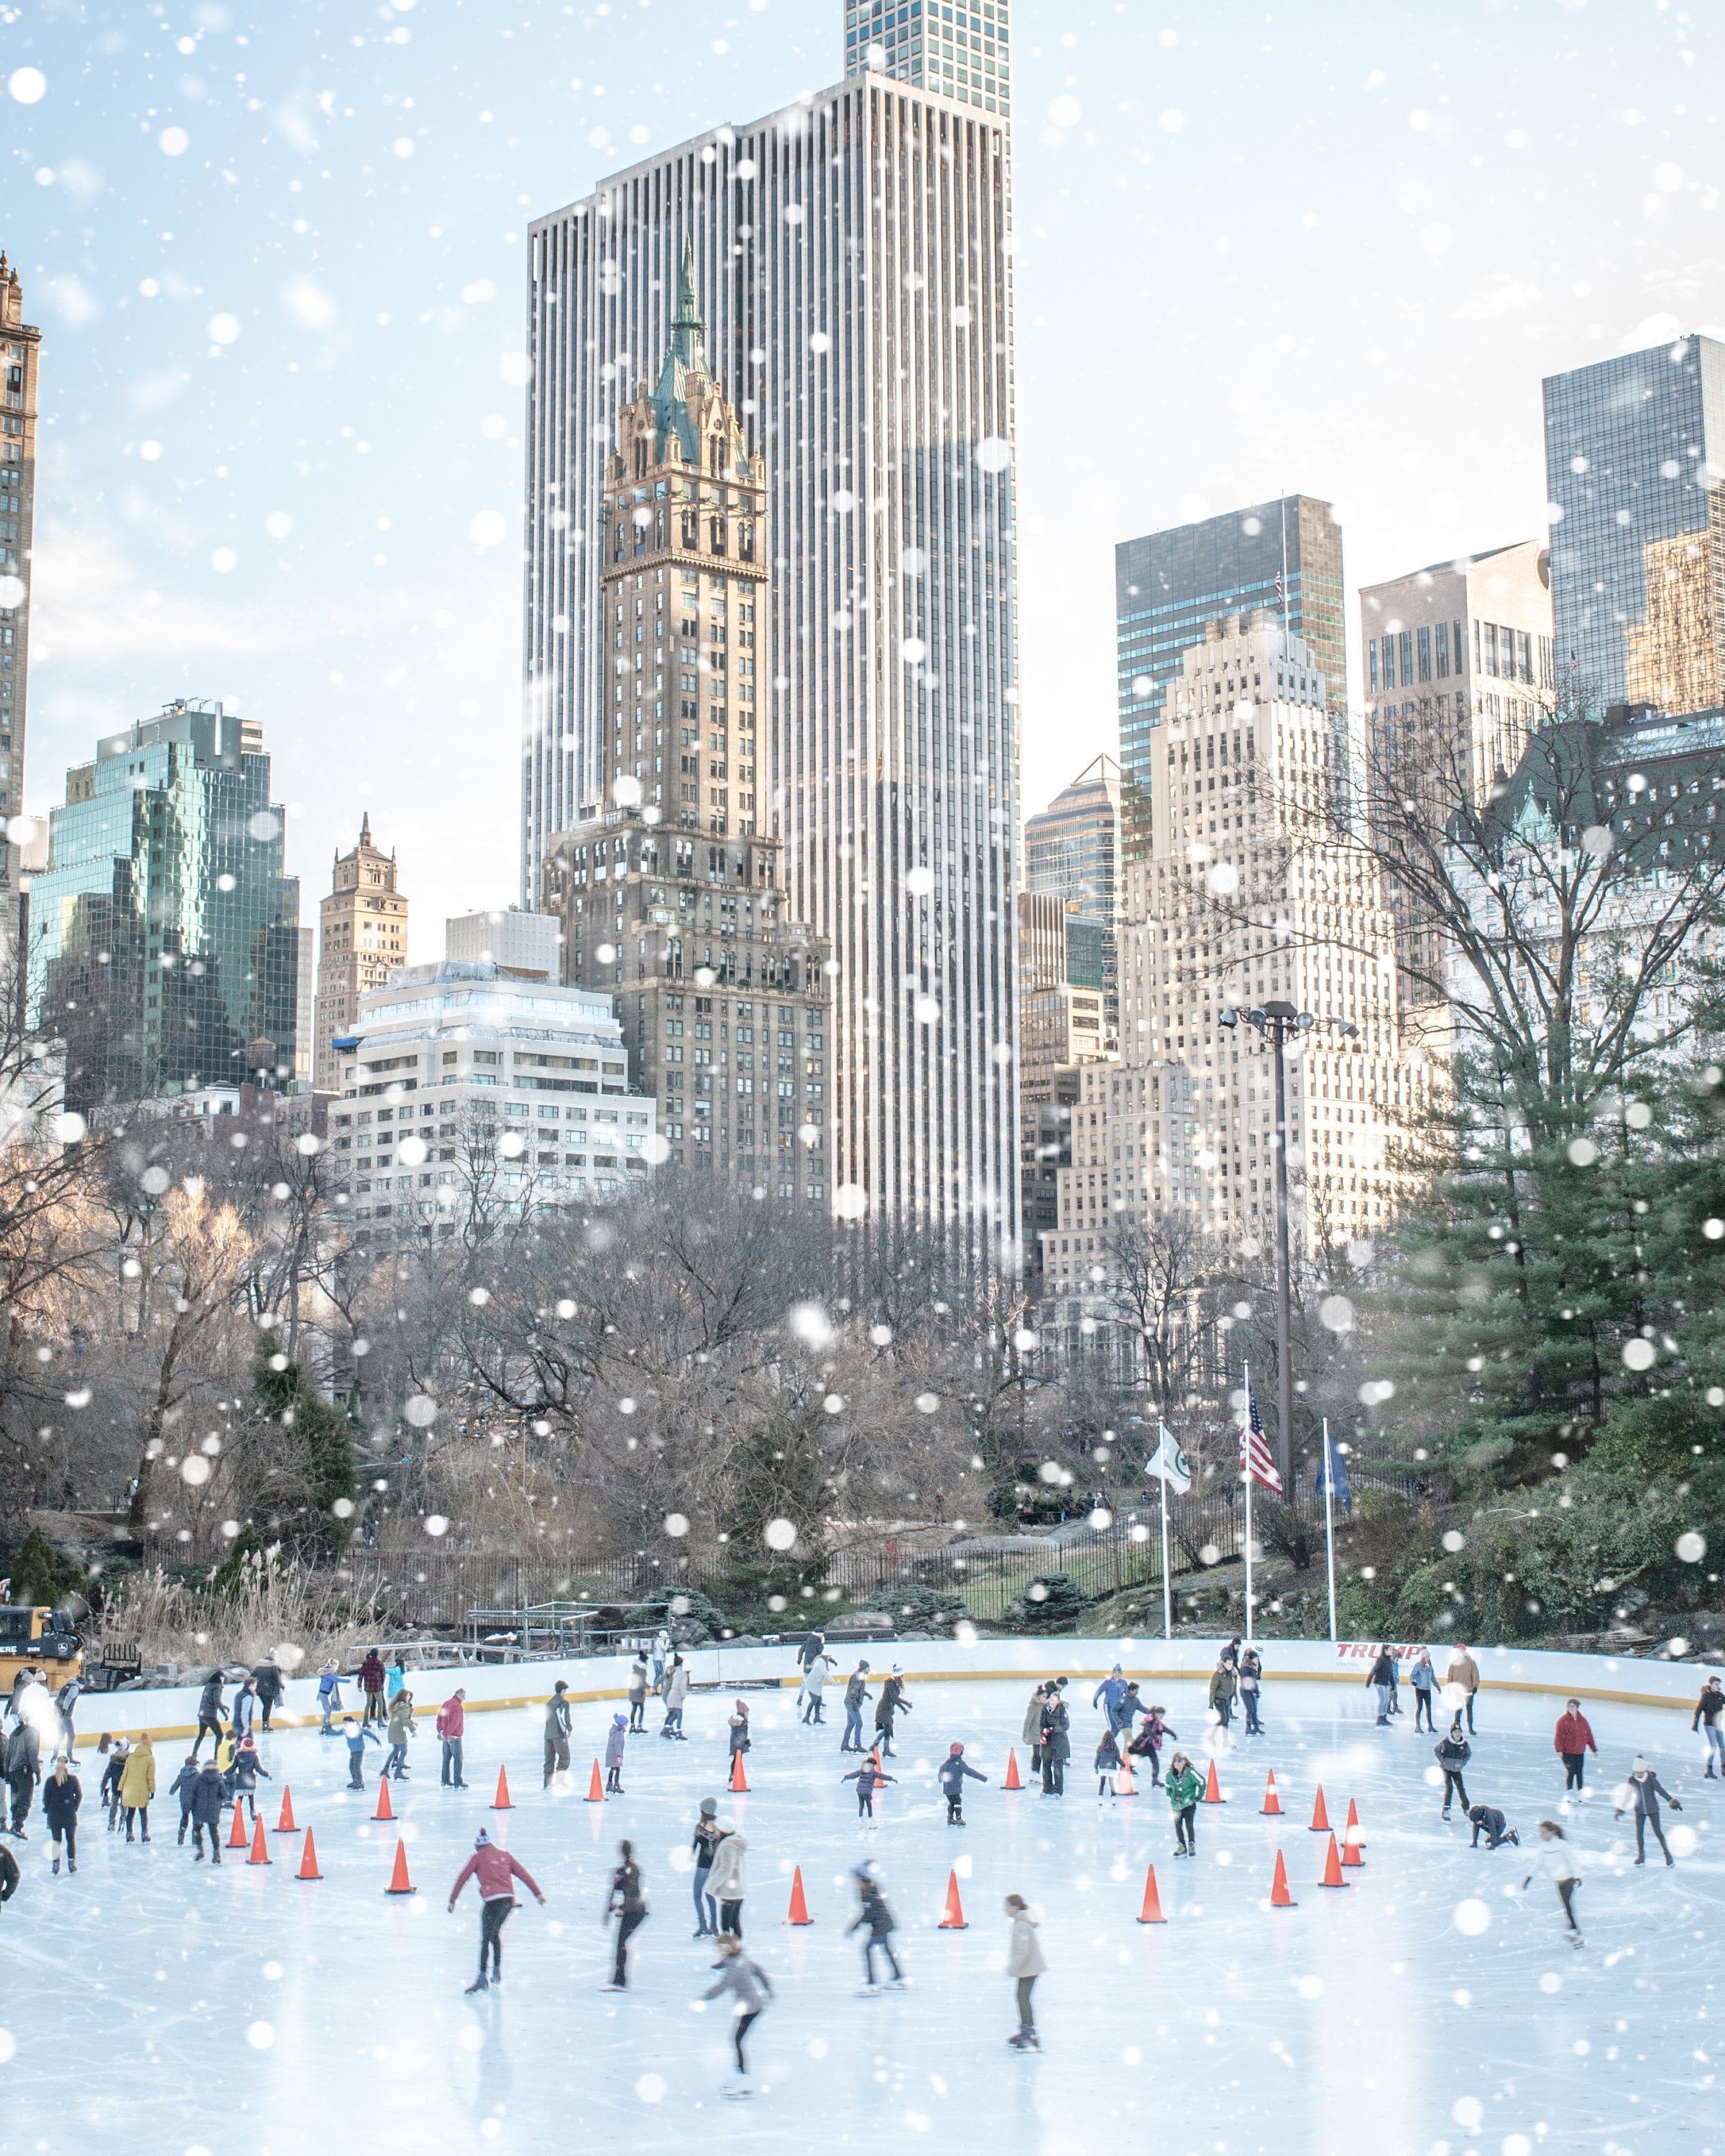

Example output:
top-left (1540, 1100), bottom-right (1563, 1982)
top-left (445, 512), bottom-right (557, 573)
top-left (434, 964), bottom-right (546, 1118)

top-left (949, 1741), bottom-right (964, 1755)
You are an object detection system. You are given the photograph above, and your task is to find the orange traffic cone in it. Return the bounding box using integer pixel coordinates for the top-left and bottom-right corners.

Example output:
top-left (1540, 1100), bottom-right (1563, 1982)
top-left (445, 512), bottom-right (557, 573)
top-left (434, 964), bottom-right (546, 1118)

top-left (492, 1765), bottom-right (513, 1812)
top-left (275, 1786), bottom-right (299, 1833)
top-left (296, 1827), bottom-right (323, 1880)
top-left (1261, 1770), bottom-right (1282, 1816)
top-left (384, 1835), bottom-right (416, 1894)
top-left (1202, 1759), bottom-right (1224, 1804)
top-left (1309, 1783), bottom-right (1330, 1833)
top-left (1269, 1848), bottom-right (1297, 1907)
top-left (730, 1750), bottom-right (749, 1794)
top-left (1004, 1748), bottom-right (1022, 1791)
top-left (228, 1802), bottom-right (248, 1849)
top-left (374, 1774), bottom-right (395, 1823)
top-left (937, 1868), bottom-right (968, 1930)
top-left (586, 1759), bottom-right (605, 1802)
top-left (248, 1815), bottom-right (271, 1866)
top-left (1341, 1799), bottom-right (1365, 1866)
top-left (785, 1866), bottom-right (812, 1925)
top-left (1136, 1862), bottom-right (1167, 1925)
top-left (1116, 1751), bottom-right (1136, 1797)
top-left (1318, 1832), bottom-right (1349, 1889)
top-left (871, 1745), bottom-right (883, 1776)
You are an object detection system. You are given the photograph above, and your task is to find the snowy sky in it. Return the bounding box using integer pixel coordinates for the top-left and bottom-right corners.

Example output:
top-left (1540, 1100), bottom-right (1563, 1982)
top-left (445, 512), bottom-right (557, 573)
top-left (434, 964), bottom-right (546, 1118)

top-left (4, 0), bottom-right (1720, 947)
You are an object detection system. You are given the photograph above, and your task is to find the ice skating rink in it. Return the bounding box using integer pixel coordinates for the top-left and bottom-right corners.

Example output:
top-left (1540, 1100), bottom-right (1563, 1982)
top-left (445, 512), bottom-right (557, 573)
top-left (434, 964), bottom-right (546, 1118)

top-left (4, 1659), bottom-right (1719, 2156)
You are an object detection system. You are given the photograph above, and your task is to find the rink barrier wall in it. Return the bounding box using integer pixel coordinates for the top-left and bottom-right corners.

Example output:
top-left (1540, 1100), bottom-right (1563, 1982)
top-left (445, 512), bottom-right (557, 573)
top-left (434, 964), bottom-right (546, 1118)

top-left (61, 1636), bottom-right (1714, 1748)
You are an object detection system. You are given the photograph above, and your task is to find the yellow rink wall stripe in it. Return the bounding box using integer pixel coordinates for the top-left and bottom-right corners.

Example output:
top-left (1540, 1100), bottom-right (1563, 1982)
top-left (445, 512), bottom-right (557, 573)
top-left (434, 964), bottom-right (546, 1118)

top-left (68, 1659), bottom-right (1696, 1749)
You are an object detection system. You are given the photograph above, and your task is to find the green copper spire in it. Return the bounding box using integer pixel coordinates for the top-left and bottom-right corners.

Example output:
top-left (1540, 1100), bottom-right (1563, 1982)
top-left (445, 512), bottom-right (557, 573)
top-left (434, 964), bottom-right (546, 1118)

top-left (650, 237), bottom-right (712, 464)
top-left (668, 236), bottom-right (707, 373)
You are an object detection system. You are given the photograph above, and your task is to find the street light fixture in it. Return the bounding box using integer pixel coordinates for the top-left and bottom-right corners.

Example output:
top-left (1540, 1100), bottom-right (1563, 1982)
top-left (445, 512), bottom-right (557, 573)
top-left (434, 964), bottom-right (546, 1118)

top-left (1219, 1000), bottom-right (1358, 1488)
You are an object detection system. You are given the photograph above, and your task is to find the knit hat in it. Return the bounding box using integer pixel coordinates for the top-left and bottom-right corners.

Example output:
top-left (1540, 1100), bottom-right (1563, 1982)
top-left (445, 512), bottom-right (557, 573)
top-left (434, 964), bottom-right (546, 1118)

top-left (612, 1712), bottom-right (627, 1726)
top-left (474, 1830), bottom-right (490, 1848)
top-left (699, 1797), bottom-right (717, 1818)
top-left (949, 1741), bottom-right (964, 1755)
top-left (852, 1859), bottom-right (876, 1882)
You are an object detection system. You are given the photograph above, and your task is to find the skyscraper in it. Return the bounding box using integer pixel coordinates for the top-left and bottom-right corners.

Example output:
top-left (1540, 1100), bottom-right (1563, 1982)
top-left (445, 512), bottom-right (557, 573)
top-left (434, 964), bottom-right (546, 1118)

top-left (29, 701), bottom-right (303, 1112)
top-left (0, 251), bottom-right (40, 926)
top-left (1543, 335), bottom-right (1725, 711)
top-left (522, 19), bottom-right (1018, 1249)
top-left (313, 814), bottom-right (409, 1093)
top-left (1116, 496), bottom-right (1346, 853)
top-left (1024, 752), bottom-right (1120, 1051)
top-left (842, 0), bottom-right (1012, 120)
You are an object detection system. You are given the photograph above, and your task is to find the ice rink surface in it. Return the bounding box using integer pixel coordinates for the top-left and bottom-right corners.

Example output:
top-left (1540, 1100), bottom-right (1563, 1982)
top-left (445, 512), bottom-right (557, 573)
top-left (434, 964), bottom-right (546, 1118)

top-left (3, 1667), bottom-right (1719, 2156)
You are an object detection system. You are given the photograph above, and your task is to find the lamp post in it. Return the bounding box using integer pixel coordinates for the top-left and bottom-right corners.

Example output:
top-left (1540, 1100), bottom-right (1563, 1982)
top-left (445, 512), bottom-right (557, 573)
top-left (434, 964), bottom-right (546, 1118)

top-left (1219, 1000), bottom-right (1357, 1491)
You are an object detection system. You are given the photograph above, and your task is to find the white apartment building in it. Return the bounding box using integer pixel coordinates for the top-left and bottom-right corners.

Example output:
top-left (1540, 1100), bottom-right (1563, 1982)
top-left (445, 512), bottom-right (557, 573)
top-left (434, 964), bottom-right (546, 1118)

top-left (1043, 614), bottom-right (1416, 1300)
top-left (329, 958), bottom-right (656, 1239)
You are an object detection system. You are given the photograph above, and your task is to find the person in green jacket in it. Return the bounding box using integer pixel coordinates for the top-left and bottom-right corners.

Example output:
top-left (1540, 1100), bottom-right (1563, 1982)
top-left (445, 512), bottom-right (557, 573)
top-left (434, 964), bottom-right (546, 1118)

top-left (1164, 1750), bottom-right (1203, 1858)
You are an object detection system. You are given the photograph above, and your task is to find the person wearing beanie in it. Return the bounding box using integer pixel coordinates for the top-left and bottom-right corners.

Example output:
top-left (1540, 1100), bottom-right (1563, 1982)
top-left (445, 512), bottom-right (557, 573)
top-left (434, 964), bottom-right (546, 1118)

top-left (604, 1713), bottom-right (628, 1794)
top-left (842, 1754), bottom-right (896, 1821)
top-left (937, 1741), bottom-right (987, 1825)
top-left (691, 1797), bottom-right (722, 1938)
top-left (543, 1681), bottom-right (571, 1787)
top-left (448, 1828), bottom-right (545, 1994)
top-left (1615, 1756), bottom-right (1683, 1866)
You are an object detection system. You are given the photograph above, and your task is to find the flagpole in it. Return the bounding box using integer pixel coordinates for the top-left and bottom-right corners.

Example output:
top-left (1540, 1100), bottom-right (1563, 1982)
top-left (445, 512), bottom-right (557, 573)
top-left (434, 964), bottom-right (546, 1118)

top-left (1159, 1423), bottom-right (1173, 1643)
top-left (1322, 1416), bottom-right (1337, 1644)
top-left (1242, 1362), bottom-right (1254, 1645)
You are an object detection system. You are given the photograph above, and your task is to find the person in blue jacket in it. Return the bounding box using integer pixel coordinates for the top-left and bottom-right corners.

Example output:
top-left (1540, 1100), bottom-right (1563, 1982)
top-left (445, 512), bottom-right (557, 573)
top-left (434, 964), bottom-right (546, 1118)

top-left (937, 1741), bottom-right (987, 1824)
top-left (1092, 1666), bottom-right (1128, 1728)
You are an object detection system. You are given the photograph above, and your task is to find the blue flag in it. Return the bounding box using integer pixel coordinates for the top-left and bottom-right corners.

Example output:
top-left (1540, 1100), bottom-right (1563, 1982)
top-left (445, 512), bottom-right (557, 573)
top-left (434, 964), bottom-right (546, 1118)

top-left (1316, 1431), bottom-right (1353, 1518)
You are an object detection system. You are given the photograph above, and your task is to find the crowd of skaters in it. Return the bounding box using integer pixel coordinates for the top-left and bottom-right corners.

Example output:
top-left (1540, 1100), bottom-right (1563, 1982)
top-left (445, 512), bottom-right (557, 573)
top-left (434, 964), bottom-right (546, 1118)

top-left (0, 1627), bottom-right (1719, 2092)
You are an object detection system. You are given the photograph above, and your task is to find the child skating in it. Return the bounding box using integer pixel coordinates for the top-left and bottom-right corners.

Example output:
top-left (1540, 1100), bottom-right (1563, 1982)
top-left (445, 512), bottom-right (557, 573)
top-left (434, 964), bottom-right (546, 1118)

top-left (342, 1715), bottom-right (382, 1790)
top-left (1095, 1726), bottom-right (1122, 1799)
top-left (1164, 1749), bottom-right (1202, 1857)
top-left (842, 1754), bottom-right (896, 1820)
top-left (604, 1713), bottom-right (627, 1794)
top-left (937, 1741), bottom-right (986, 1824)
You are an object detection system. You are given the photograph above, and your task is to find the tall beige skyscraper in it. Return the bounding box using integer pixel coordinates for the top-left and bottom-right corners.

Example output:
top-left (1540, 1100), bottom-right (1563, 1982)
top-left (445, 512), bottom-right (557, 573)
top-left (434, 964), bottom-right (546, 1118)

top-left (313, 816), bottom-right (408, 1092)
top-left (0, 251), bottom-right (41, 928)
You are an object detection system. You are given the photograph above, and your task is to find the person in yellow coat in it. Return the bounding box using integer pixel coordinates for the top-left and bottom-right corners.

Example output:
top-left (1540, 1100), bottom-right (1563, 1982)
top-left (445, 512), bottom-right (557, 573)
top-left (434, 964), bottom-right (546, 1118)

top-left (119, 1732), bottom-right (156, 1843)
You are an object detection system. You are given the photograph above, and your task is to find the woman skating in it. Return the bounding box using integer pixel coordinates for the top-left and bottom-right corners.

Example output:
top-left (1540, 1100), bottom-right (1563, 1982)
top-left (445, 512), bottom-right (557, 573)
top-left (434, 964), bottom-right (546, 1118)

top-left (188, 1761), bottom-right (224, 1863)
top-left (691, 1797), bottom-right (722, 1937)
top-left (98, 1736), bottom-right (126, 1831)
top-left (1553, 1700), bottom-right (1596, 1795)
top-left (119, 1732), bottom-right (155, 1843)
top-left (727, 1700), bottom-right (752, 1767)
top-left (1409, 1649), bottom-right (1438, 1732)
top-left (705, 1825), bottom-right (748, 1938)
top-left (1005, 1894), bottom-right (1046, 2050)
top-left (1366, 1647), bottom-right (1395, 1726)
top-left (846, 1861), bottom-right (905, 1992)
top-left (1208, 1657), bottom-right (1238, 1730)
top-left (1094, 1726), bottom-right (1122, 1799)
top-left (43, 1756), bottom-right (80, 1875)
top-left (1128, 1706), bottom-right (1175, 1788)
top-left (700, 1933), bottom-right (773, 2098)
top-left (1238, 1648), bottom-right (1264, 1734)
top-left (386, 1687), bottom-right (417, 1780)
top-left (604, 1713), bottom-right (628, 1794)
top-left (1522, 1820), bottom-right (1583, 1945)
top-left (231, 1734), bottom-right (271, 1822)
top-left (1615, 1756), bottom-right (1682, 1866)
top-left (1164, 1750), bottom-right (1202, 1857)
top-left (603, 1838), bottom-right (648, 1991)
top-left (875, 1670), bottom-right (912, 1759)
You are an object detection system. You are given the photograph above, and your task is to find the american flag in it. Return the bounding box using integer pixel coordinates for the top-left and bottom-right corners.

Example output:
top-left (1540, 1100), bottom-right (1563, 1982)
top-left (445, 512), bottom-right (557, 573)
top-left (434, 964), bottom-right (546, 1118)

top-left (1238, 1373), bottom-right (1283, 1493)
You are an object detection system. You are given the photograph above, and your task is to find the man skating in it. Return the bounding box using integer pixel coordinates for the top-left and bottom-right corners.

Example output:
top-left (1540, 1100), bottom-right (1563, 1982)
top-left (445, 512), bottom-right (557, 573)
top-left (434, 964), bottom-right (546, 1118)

top-left (437, 1689), bottom-right (468, 1787)
top-left (1435, 1720), bottom-right (1472, 1819)
top-left (449, 1829), bottom-right (545, 1993)
top-left (543, 1681), bottom-right (571, 1787)
top-left (840, 1662), bottom-right (871, 1753)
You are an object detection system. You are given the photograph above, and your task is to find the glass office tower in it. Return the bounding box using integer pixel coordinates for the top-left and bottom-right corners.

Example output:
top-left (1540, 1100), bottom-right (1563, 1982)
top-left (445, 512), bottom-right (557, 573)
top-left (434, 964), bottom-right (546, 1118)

top-left (1115, 494), bottom-right (1345, 852)
top-left (29, 701), bottom-right (303, 1112)
top-left (1542, 335), bottom-right (1725, 712)
top-left (523, 45), bottom-right (1018, 1250)
top-left (842, 0), bottom-right (1011, 119)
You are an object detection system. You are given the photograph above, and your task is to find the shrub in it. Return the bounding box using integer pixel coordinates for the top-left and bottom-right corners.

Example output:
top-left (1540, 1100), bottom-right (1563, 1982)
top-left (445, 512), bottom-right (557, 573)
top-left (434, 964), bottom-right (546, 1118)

top-left (4, 1526), bottom-right (77, 1611)
top-left (862, 1583), bottom-right (967, 1631)
top-left (1254, 1500), bottom-right (1313, 1572)
top-left (1005, 1572), bottom-right (1088, 1633)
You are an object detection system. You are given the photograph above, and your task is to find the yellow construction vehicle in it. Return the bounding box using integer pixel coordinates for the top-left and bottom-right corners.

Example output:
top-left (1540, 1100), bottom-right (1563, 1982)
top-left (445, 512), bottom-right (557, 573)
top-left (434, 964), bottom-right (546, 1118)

top-left (0, 1603), bottom-right (83, 1698)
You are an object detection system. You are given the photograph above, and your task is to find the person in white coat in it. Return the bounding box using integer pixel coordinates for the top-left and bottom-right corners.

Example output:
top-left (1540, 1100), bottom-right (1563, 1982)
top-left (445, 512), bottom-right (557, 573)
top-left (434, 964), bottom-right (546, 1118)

top-left (1005, 1894), bottom-right (1047, 2050)
top-left (1443, 1644), bottom-right (1481, 1733)
top-left (705, 1826), bottom-right (748, 1938)
top-left (799, 1653), bottom-right (836, 1726)
top-left (1521, 1818), bottom-right (1583, 1945)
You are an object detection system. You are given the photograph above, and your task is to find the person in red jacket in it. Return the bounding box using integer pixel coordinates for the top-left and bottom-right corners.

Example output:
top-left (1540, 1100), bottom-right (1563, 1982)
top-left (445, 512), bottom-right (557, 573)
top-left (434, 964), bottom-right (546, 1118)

top-left (448, 1828), bottom-right (545, 1994)
top-left (436, 1690), bottom-right (468, 1789)
top-left (1553, 1700), bottom-right (1598, 1795)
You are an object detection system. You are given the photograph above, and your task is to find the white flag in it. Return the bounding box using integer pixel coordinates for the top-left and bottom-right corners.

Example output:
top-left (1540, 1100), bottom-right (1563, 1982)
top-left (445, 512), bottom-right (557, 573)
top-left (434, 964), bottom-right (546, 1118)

top-left (1147, 1426), bottom-right (1192, 1495)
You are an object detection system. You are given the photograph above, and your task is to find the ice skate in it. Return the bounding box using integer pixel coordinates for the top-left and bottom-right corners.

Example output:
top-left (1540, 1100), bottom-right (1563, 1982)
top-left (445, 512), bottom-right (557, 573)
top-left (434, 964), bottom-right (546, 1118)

top-left (857, 1982), bottom-right (881, 1997)
top-left (51, 1857), bottom-right (58, 1874)
top-left (465, 1975), bottom-right (489, 1994)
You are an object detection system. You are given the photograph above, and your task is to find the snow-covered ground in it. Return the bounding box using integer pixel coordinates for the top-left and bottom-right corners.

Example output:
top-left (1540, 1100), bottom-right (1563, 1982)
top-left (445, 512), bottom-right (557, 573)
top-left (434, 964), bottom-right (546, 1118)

top-left (4, 1669), bottom-right (1719, 2155)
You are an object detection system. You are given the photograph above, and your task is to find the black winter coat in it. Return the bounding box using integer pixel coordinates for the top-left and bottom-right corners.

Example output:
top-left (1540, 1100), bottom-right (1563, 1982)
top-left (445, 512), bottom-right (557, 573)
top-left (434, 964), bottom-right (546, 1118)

top-left (42, 1773), bottom-right (80, 1830)
top-left (190, 1766), bottom-right (225, 1828)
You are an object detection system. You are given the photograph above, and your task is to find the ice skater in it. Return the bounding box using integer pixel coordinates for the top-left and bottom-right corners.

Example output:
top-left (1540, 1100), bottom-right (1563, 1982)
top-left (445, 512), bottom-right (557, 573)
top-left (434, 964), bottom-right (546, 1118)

top-left (1094, 1725), bottom-right (1122, 1799)
top-left (727, 1700), bottom-right (752, 1767)
top-left (1239, 1648), bottom-right (1264, 1734)
top-left (192, 1671), bottom-right (225, 1760)
top-left (1615, 1756), bottom-right (1682, 1866)
top-left (691, 1797), bottom-right (722, 1938)
top-left (1522, 1820), bottom-right (1583, 1945)
top-left (252, 1657), bottom-right (284, 1733)
top-left (437, 1689), bottom-right (468, 1787)
top-left (1165, 1749), bottom-right (1202, 1857)
top-left (627, 1656), bottom-right (650, 1733)
top-left (1409, 1649), bottom-right (1437, 1731)
top-left (1365, 1647), bottom-right (1395, 1726)
top-left (359, 1648), bottom-right (387, 1726)
top-left (705, 1825), bottom-right (748, 1938)
top-left (875, 1669), bottom-right (911, 1759)
top-left (542, 1681), bottom-right (571, 1786)
top-left (700, 1933), bottom-right (773, 2098)
top-left (386, 1687), bottom-right (417, 1780)
top-left (605, 1713), bottom-right (628, 1793)
top-left (1553, 1699), bottom-right (1597, 1795)
top-left (0, 1838), bottom-right (18, 1911)
top-left (1467, 1802), bottom-right (1519, 1851)
top-left (1128, 1705), bottom-right (1174, 1787)
top-left (1004, 1894), bottom-right (1046, 2050)
top-left (603, 1838), bottom-right (648, 1991)
top-left (1039, 1692), bottom-right (1070, 1795)
top-left (119, 1732), bottom-right (155, 1842)
top-left (1092, 1665), bottom-right (1128, 1728)
top-left (43, 1756), bottom-right (79, 1875)
top-left (317, 1661), bottom-right (342, 1735)
top-left (188, 1760), bottom-right (224, 1863)
top-left (4, 1714), bottom-right (39, 1837)
top-left (342, 1715), bottom-right (382, 1789)
top-left (448, 1828), bottom-right (545, 1994)
top-left (232, 1733), bottom-right (270, 1820)
top-left (98, 1737), bottom-right (126, 1832)
top-left (842, 1754), bottom-right (896, 1819)
top-left (661, 1657), bottom-right (689, 1739)
top-left (1024, 1681), bottom-right (1052, 1778)
top-left (799, 1652), bottom-right (836, 1725)
top-left (846, 1861), bottom-right (905, 1991)
top-left (1435, 1718), bottom-right (1472, 1819)
top-left (1445, 1643), bottom-right (1481, 1733)
top-left (938, 1741), bottom-right (986, 1823)
top-left (1693, 1672), bottom-right (1724, 1778)
top-left (1209, 1656), bottom-right (1238, 1729)
top-left (841, 1662), bottom-right (872, 1753)
top-left (169, 1754), bottom-right (200, 1843)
